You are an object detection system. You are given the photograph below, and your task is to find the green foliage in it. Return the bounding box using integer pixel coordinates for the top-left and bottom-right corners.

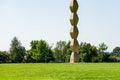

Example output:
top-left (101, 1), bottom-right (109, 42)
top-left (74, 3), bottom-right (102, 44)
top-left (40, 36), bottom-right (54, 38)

top-left (64, 41), bottom-right (72, 62)
top-left (27, 40), bottom-right (54, 62)
top-left (79, 42), bottom-right (98, 62)
top-left (53, 41), bottom-right (71, 62)
top-left (98, 43), bottom-right (109, 62)
top-left (109, 47), bottom-right (120, 62)
top-left (102, 52), bottom-right (111, 62)
top-left (1, 36), bottom-right (120, 63)
top-left (53, 41), bottom-right (66, 62)
top-left (0, 51), bottom-right (10, 63)
top-left (98, 42), bottom-right (108, 52)
top-left (10, 37), bottom-right (26, 63)
top-left (112, 47), bottom-right (120, 56)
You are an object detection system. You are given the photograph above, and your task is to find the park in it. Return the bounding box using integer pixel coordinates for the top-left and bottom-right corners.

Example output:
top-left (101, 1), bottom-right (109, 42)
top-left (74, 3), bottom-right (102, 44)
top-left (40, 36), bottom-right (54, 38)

top-left (0, 0), bottom-right (120, 80)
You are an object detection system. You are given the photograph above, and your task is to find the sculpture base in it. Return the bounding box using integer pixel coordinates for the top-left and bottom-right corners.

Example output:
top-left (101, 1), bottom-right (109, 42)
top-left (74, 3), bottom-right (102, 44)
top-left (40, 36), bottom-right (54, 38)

top-left (70, 52), bottom-right (79, 63)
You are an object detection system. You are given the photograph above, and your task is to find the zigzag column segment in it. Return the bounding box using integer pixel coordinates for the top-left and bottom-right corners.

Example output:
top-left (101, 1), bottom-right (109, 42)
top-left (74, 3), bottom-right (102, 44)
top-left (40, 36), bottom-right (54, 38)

top-left (69, 0), bottom-right (79, 63)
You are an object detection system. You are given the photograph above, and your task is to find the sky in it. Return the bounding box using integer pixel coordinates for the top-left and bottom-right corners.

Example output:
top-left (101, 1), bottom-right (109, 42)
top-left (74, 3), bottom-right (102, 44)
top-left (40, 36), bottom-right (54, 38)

top-left (0, 0), bottom-right (120, 51)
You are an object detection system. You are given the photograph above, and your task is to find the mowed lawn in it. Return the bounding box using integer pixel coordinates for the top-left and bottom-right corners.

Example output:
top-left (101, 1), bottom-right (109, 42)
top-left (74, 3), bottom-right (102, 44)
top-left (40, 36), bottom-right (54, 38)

top-left (0, 63), bottom-right (120, 80)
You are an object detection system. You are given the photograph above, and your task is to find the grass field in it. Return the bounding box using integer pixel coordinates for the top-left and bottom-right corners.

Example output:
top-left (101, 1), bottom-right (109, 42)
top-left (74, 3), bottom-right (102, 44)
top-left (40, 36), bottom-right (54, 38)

top-left (0, 63), bottom-right (120, 80)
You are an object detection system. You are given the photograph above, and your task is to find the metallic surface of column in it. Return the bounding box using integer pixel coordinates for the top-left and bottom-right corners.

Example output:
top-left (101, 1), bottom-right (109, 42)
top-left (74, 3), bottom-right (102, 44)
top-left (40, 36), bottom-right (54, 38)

top-left (70, 0), bottom-right (79, 63)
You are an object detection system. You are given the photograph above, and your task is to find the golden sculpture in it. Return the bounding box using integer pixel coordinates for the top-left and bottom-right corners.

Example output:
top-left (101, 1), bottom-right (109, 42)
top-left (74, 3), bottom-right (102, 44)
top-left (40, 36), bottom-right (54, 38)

top-left (70, 0), bottom-right (79, 63)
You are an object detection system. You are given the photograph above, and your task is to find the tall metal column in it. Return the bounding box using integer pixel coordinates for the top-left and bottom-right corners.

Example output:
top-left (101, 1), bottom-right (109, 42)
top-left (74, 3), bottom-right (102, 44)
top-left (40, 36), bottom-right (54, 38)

top-left (69, 0), bottom-right (79, 63)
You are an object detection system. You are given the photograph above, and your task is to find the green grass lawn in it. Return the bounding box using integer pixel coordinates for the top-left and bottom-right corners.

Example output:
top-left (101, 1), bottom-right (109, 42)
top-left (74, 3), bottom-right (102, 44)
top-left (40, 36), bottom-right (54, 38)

top-left (0, 63), bottom-right (120, 80)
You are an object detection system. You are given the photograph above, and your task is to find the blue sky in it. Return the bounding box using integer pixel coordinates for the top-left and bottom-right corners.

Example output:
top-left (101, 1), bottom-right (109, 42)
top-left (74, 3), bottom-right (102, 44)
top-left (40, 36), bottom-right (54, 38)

top-left (0, 0), bottom-right (120, 51)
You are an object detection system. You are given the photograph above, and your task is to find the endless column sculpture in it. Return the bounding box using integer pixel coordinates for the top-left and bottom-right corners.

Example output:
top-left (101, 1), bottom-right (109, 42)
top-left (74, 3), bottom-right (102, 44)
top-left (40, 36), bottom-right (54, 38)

top-left (70, 0), bottom-right (79, 63)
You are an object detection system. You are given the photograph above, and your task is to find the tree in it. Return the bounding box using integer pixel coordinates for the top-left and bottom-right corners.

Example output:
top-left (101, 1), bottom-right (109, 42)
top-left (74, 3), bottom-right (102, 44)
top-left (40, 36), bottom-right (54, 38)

top-left (112, 47), bottom-right (120, 56)
top-left (98, 43), bottom-right (108, 52)
top-left (0, 51), bottom-right (10, 63)
top-left (53, 41), bottom-right (67, 62)
top-left (79, 42), bottom-right (98, 62)
top-left (98, 43), bottom-right (108, 62)
top-left (110, 47), bottom-right (120, 62)
top-left (28, 40), bottom-right (54, 63)
top-left (64, 41), bottom-right (72, 62)
top-left (25, 50), bottom-right (33, 62)
top-left (101, 52), bottom-right (111, 62)
top-left (10, 37), bottom-right (26, 63)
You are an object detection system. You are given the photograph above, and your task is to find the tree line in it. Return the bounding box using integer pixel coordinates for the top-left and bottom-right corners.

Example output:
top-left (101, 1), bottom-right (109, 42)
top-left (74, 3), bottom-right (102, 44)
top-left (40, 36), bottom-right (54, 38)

top-left (0, 37), bottom-right (120, 63)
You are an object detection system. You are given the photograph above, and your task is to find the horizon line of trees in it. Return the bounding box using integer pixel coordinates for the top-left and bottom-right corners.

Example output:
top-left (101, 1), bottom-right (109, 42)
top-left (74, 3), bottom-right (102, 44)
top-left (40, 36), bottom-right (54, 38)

top-left (1, 36), bottom-right (120, 63)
